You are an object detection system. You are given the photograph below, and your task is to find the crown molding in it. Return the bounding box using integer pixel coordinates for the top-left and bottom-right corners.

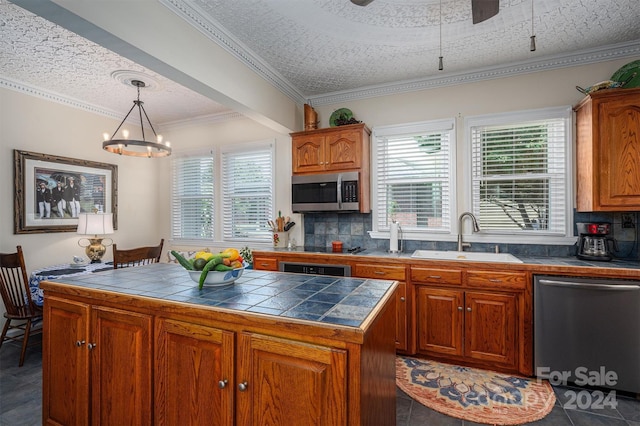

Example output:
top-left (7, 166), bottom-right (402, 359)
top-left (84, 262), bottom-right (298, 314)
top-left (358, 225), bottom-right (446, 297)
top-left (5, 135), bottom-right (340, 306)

top-left (307, 40), bottom-right (640, 106)
top-left (0, 76), bottom-right (122, 120)
top-left (160, 0), bottom-right (308, 106)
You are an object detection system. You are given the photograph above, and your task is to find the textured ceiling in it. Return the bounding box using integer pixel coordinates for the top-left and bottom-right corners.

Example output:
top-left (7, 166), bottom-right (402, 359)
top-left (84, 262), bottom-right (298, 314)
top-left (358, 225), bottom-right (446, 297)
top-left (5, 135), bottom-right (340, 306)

top-left (1, 0), bottom-right (640, 126)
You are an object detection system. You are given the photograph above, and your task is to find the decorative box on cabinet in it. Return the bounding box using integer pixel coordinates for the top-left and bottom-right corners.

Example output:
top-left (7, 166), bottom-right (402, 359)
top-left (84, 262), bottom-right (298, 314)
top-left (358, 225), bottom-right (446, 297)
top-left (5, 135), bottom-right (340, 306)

top-left (575, 87), bottom-right (640, 211)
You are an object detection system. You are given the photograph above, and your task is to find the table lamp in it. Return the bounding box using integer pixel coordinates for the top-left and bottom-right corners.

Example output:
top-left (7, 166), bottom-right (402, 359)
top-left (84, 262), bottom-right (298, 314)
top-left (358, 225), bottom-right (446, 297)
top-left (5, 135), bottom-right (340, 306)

top-left (77, 212), bottom-right (114, 263)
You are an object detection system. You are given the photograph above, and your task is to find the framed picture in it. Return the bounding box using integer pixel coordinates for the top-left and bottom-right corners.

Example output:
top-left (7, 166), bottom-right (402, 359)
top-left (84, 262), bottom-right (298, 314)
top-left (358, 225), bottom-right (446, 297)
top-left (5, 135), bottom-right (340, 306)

top-left (14, 150), bottom-right (118, 234)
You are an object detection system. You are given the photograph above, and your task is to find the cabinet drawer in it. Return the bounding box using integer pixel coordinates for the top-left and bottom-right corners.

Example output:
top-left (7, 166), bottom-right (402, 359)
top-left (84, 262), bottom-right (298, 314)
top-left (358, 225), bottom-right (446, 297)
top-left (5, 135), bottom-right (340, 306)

top-left (353, 263), bottom-right (406, 281)
top-left (466, 271), bottom-right (527, 290)
top-left (253, 257), bottom-right (278, 271)
top-left (411, 267), bottom-right (462, 286)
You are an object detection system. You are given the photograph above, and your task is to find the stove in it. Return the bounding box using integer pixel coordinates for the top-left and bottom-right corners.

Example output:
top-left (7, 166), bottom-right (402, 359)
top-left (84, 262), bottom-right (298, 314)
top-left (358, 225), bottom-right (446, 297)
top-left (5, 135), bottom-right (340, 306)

top-left (303, 246), bottom-right (366, 255)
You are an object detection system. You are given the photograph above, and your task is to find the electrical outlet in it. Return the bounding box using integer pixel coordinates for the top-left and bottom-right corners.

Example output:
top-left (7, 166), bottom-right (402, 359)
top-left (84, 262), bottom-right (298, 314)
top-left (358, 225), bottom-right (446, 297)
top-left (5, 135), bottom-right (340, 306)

top-left (621, 213), bottom-right (635, 228)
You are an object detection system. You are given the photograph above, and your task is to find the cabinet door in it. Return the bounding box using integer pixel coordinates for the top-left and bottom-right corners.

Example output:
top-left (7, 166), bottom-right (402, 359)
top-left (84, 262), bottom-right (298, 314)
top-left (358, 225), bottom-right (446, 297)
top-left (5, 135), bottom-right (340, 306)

top-left (236, 333), bottom-right (347, 426)
top-left (292, 134), bottom-right (325, 173)
top-left (395, 282), bottom-right (408, 352)
top-left (155, 318), bottom-right (235, 426)
top-left (90, 306), bottom-right (153, 425)
top-left (599, 95), bottom-right (640, 208)
top-left (416, 287), bottom-right (463, 356)
top-left (464, 291), bottom-right (517, 367)
top-left (43, 296), bottom-right (91, 426)
top-left (324, 129), bottom-right (362, 171)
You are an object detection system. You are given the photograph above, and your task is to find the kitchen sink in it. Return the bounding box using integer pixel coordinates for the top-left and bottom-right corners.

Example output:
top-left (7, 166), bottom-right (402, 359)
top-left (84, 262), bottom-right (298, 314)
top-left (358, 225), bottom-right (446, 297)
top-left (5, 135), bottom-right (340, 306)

top-left (410, 250), bottom-right (523, 263)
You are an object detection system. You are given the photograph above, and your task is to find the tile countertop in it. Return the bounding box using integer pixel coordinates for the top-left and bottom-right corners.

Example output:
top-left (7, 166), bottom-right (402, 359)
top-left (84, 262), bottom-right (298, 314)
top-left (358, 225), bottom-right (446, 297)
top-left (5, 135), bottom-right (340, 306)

top-left (260, 247), bottom-right (640, 276)
top-left (43, 263), bottom-right (397, 328)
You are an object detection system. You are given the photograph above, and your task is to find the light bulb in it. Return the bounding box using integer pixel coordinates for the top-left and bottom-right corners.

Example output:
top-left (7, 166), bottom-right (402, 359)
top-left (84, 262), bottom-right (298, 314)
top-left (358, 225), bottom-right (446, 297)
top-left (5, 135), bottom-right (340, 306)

top-left (102, 132), bottom-right (110, 141)
top-left (157, 135), bottom-right (163, 143)
top-left (122, 129), bottom-right (129, 139)
top-left (166, 141), bottom-right (171, 148)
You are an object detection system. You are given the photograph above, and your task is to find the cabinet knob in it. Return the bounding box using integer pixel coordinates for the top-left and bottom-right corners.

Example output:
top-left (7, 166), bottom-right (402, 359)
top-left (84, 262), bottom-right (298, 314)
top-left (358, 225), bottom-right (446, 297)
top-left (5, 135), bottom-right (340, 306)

top-left (400, 297), bottom-right (405, 302)
top-left (88, 343), bottom-right (97, 350)
top-left (466, 307), bottom-right (472, 312)
top-left (218, 379), bottom-right (228, 389)
top-left (75, 340), bottom-right (86, 347)
top-left (457, 306), bottom-right (463, 311)
top-left (238, 382), bottom-right (249, 392)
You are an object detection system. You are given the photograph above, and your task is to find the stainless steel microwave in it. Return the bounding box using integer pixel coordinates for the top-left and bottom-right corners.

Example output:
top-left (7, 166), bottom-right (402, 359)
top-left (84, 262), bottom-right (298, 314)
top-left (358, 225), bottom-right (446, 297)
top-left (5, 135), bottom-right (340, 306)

top-left (291, 171), bottom-right (360, 212)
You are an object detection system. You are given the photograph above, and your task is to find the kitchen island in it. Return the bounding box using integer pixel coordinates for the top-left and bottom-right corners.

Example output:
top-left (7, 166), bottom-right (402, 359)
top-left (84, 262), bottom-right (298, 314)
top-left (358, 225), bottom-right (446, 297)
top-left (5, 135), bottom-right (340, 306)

top-left (39, 264), bottom-right (398, 425)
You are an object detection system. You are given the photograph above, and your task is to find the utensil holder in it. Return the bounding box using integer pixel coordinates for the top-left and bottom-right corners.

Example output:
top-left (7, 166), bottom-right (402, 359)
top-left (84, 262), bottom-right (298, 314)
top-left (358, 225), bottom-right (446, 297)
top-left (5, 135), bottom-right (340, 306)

top-left (272, 231), bottom-right (289, 248)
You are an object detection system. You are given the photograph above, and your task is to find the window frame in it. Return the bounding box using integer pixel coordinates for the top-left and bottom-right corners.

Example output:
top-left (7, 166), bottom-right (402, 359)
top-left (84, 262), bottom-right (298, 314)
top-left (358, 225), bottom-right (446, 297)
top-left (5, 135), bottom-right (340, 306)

top-left (462, 106), bottom-right (575, 245)
top-left (370, 118), bottom-right (457, 241)
top-left (220, 139), bottom-right (275, 244)
top-left (170, 148), bottom-right (216, 244)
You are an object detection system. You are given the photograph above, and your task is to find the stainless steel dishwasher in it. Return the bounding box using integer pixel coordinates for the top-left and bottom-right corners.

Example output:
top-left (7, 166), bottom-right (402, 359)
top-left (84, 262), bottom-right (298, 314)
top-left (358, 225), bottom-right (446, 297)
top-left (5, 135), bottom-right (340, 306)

top-left (534, 275), bottom-right (640, 393)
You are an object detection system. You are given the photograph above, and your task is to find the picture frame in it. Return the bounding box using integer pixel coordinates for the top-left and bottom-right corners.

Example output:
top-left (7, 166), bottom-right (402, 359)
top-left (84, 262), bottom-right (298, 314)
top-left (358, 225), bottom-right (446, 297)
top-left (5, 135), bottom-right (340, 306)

top-left (14, 150), bottom-right (118, 234)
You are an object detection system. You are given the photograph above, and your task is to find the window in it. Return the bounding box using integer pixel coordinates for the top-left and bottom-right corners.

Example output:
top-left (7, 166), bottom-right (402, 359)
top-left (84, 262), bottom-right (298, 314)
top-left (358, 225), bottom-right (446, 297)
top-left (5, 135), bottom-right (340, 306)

top-left (171, 152), bottom-right (215, 240)
top-left (372, 119), bottom-right (455, 236)
top-left (221, 141), bottom-right (274, 243)
top-left (466, 107), bottom-right (572, 239)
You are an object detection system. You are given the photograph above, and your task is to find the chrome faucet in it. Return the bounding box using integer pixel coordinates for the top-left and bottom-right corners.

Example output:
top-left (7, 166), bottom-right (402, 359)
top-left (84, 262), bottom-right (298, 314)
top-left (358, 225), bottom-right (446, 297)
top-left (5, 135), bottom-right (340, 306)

top-left (457, 212), bottom-right (480, 252)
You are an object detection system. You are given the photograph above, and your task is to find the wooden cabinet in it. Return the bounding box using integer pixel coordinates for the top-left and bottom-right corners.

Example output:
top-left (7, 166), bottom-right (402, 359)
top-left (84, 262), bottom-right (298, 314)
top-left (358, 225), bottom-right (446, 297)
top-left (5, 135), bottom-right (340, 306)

top-left (236, 333), bottom-right (347, 425)
top-left (252, 255), bottom-right (278, 271)
top-left (155, 318), bottom-right (235, 425)
top-left (42, 270), bottom-right (397, 426)
top-left (413, 267), bottom-right (524, 373)
top-left (291, 123), bottom-right (370, 174)
top-left (43, 296), bottom-right (152, 426)
top-left (576, 87), bottom-right (640, 211)
top-left (353, 262), bottom-right (409, 352)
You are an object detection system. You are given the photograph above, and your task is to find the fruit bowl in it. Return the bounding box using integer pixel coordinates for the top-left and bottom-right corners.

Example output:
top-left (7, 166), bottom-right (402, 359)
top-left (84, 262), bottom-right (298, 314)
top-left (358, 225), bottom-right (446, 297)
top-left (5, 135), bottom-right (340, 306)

top-left (188, 267), bottom-right (245, 287)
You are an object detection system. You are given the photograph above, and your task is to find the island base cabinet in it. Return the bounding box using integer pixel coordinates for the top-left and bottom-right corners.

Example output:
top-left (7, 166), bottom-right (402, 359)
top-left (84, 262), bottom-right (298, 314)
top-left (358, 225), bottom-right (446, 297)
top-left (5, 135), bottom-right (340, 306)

top-left (236, 333), bottom-right (347, 426)
top-left (155, 318), bottom-right (235, 425)
top-left (43, 296), bottom-right (153, 426)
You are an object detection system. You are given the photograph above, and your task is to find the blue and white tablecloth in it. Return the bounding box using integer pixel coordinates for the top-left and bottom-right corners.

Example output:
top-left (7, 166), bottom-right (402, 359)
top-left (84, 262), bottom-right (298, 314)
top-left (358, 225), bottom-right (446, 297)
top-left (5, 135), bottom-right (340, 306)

top-left (29, 262), bottom-right (113, 306)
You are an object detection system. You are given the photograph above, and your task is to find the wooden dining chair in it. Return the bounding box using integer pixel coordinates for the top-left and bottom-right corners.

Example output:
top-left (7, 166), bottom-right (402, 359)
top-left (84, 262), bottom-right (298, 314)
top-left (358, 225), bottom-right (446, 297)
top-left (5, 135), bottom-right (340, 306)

top-left (0, 245), bottom-right (43, 367)
top-left (113, 239), bottom-right (164, 269)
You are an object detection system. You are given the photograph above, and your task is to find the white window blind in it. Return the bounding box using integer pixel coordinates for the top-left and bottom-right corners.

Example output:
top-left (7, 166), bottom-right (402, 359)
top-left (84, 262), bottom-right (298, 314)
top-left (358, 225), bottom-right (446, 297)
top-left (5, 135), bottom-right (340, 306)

top-left (221, 143), bottom-right (274, 242)
top-left (373, 120), bottom-right (454, 233)
top-left (470, 114), bottom-right (568, 234)
top-left (171, 153), bottom-right (215, 240)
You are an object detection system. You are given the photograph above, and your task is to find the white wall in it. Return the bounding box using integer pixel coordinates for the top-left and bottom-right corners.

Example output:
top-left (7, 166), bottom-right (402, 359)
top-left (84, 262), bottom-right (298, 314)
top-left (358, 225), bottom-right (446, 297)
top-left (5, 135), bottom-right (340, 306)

top-left (0, 88), bottom-right (162, 270)
top-left (0, 56), bottom-right (632, 292)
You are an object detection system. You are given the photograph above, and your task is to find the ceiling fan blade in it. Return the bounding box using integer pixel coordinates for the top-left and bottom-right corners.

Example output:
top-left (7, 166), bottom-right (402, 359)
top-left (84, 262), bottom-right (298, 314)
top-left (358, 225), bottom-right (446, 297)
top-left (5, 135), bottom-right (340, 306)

top-left (472, 0), bottom-right (499, 24)
top-left (351, 0), bottom-right (374, 6)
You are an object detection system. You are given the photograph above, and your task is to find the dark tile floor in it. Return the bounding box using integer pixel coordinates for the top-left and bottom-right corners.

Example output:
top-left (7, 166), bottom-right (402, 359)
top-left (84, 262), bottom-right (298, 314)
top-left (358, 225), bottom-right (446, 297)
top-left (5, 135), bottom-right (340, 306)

top-left (2, 339), bottom-right (639, 425)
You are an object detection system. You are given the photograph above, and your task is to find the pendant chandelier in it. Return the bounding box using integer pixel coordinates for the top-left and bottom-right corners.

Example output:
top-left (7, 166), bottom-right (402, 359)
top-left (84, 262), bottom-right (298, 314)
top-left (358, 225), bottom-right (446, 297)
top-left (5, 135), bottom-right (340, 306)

top-left (102, 80), bottom-right (171, 158)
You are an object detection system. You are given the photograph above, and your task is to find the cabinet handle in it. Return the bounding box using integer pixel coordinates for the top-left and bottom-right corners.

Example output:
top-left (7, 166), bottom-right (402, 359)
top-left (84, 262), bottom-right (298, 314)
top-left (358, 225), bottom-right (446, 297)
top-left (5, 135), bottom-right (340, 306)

top-left (466, 307), bottom-right (472, 312)
top-left (75, 340), bottom-right (86, 347)
top-left (238, 382), bottom-right (249, 392)
top-left (87, 343), bottom-right (97, 350)
top-left (489, 278), bottom-right (502, 283)
top-left (259, 263), bottom-right (270, 267)
top-left (374, 271), bottom-right (386, 275)
top-left (218, 379), bottom-right (228, 389)
top-left (400, 297), bottom-right (405, 302)
top-left (429, 275), bottom-right (441, 279)
top-left (457, 306), bottom-right (463, 311)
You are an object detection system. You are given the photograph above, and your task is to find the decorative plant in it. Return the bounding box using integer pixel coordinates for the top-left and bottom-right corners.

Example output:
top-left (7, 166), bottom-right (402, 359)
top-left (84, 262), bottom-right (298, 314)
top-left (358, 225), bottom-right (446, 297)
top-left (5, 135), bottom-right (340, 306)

top-left (240, 246), bottom-right (253, 267)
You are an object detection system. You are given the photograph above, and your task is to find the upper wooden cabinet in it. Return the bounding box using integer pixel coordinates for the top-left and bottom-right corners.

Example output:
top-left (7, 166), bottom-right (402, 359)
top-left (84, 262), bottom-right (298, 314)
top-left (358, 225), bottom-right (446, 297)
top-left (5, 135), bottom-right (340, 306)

top-left (575, 88), bottom-right (640, 211)
top-left (291, 123), bottom-right (371, 174)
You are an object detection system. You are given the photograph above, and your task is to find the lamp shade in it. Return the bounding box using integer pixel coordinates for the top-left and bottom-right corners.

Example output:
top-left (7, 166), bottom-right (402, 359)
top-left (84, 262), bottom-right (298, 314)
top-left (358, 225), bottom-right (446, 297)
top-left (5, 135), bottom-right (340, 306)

top-left (77, 213), bottom-right (114, 235)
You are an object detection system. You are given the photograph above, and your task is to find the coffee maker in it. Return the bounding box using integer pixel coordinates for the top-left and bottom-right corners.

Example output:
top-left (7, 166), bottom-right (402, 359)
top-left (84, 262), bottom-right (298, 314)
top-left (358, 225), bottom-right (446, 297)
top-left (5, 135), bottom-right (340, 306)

top-left (576, 222), bottom-right (613, 261)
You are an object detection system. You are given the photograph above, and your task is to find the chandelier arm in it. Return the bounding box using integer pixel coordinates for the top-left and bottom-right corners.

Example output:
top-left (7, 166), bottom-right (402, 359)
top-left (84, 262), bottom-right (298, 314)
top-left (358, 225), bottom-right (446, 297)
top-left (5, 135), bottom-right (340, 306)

top-left (136, 101), bottom-right (146, 142)
top-left (139, 104), bottom-right (159, 138)
top-left (110, 103), bottom-right (137, 140)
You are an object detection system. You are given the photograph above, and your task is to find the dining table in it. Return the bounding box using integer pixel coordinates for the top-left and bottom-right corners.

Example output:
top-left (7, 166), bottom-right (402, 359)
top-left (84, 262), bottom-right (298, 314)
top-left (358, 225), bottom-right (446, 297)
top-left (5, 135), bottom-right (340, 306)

top-left (29, 261), bottom-right (113, 307)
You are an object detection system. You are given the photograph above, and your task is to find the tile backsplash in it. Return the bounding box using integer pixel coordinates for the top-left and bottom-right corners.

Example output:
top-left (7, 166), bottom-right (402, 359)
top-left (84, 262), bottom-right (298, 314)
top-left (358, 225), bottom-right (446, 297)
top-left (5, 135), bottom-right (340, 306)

top-left (303, 211), bottom-right (639, 259)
